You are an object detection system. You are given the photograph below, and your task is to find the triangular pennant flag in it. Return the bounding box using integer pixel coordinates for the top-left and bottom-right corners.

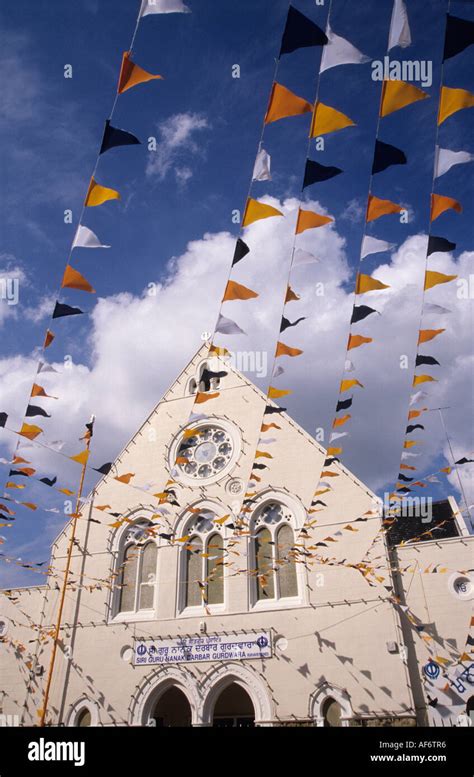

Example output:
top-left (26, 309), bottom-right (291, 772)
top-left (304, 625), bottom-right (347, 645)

top-left (215, 314), bottom-right (246, 335)
top-left (443, 15), bottom-right (474, 61)
top-left (264, 82), bottom-right (313, 125)
top-left (296, 208), bottom-right (333, 234)
top-left (285, 285), bottom-right (300, 303)
top-left (415, 355), bottom-right (440, 366)
top-left (438, 86), bottom-right (474, 125)
top-left (222, 280), bottom-right (258, 301)
top-left (242, 198), bottom-right (283, 226)
top-left (435, 146), bottom-right (474, 178)
top-left (351, 305), bottom-right (378, 324)
top-left (43, 330), bottom-right (55, 348)
top-left (19, 424), bottom-right (43, 440)
top-left (310, 102), bottom-right (355, 137)
top-left (99, 120), bottom-right (141, 155)
top-left (252, 147), bottom-right (271, 181)
top-left (70, 450), bottom-right (90, 466)
top-left (25, 406), bottom-right (50, 418)
top-left (356, 273), bottom-right (390, 294)
top-left (303, 160), bottom-right (343, 188)
top-left (280, 316), bottom-right (305, 332)
top-left (0, 412), bottom-right (8, 427)
top-left (388, 0), bottom-right (411, 50)
top-left (275, 341), bottom-right (303, 358)
top-left (372, 139), bottom-right (407, 174)
top-left (268, 386), bottom-right (292, 399)
top-left (293, 248), bottom-right (319, 265)
top-left (320, 23), bottom-right (370, 72)
top-left (72, 225), bottom-right (110, 249)
top-left (348, 334), bottom-right (372, 350)
top-left (366, 194), bottom-right (403, 222)
top-left (272, 365), bottom-right (285, 378)
top-left (140, 0), bottom-right (191, 15)
top-left (94, 462), bottom-right (113, 476)
top-left (412, 373), bottom-right (435, 386)
top-left (380, 79), bottom-right (428, 118)
top-left (117, 51), bottom-right (163, 94)
top-left (279, 6), bottom-right (328, 56)
top-left (52, 302), bottom-right (84, 319)
top-left (333, 414), bottom-right (351, 428)
top-left (195, 392), bottom-right (219, 404)
top-left (31, 384), bottom-right (56, 398)
top-left (84, 177), bottom-right (120, 207)
top-left (424, 271), bottom-right (457, 290)
top-left (61, 266), bottom-right (95, 293)
top-left (418, 329), bottom-right (445, 344)
top-left (430, 193), bottom-right (462, 222)
top-left (423, 302), bottom-right (451, 315)
top-left (231, 238), bottom-right (250, 266)
top-left (360, 235), bottom-right (395, 259)
top-left (340, 379), bottom-right (363, 392)
top-left (336, 398), bottom-right (352, 411)
top-left (427, 236), bottom-right (456, 256)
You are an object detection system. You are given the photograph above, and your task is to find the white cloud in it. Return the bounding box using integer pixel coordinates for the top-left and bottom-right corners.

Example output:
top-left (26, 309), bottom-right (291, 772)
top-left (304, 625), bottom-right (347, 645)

top-left (146, 112), bottom-right (210, 182)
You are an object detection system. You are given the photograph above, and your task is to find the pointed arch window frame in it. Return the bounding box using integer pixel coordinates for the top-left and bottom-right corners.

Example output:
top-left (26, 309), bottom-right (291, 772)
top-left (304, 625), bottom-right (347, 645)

top-left (109, 516), bottom-right (160, 623)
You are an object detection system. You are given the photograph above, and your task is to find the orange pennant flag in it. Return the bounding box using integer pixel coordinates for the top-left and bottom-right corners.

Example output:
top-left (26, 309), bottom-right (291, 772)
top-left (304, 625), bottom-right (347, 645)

top-left (285, 285), bottom-right (300, 303)
top-left (404, 440), bottom-right (419, 449)
top-left (327, 447), bottom-right (342, 456)
top-left (114, 472), bottom-right (135, 484)
top-left (242, 198), bottom-right (283, 226)
top-left (195, 392), bottom-right (220, 404)
top-left (5, 483), bottom-right (25, 489)
top-left (19, 424), bottom-right (43, 440)
top-left (356, 273), bottom-right (390, 294)
top-left (310, 101), bottom-right (355, 137)
top-left (321, 471), bottom-right (339, 478)
top-left (400, 463), bottom-right (417, 471)
top-left (418, 328), bottom-right (445, 344)
top-left (268, 386), bottom-right (292, 399)
top-left (366, 194), bottom-right (403, 222)
top-left (62, 265), bottom-right (96, 293)
top-left (333, 414), bottom-right (351, 428)
top-left (118, 51), bottom-right (163, 94)
top-left (31, 384), bottom-right (56, 399)
top-left (408, 408), bottom-right (427, 419)
top-left (85, 177), bottom-right (120, 207)
top-left (209, 344), bottom-right (230, 357)
top-left (340, 379), bottom-right (363, 392)
top-left (296, 208), bottom-right (333, 234)
top-left (255, 451), bottom-right (272, 459)
top-left (413, 374), bottom-right (437, 386)
top-left (264, 82), bottom-right (313, 125)
top-left (261, 423), bottom-right (281, 432)
top-left (43, 330), bottom-right (55, 349)
top-left (275, 341), bottom-right (303, 358)
top-left (430, 194), bottom-right (462, 222)
top-left (424, 270), bottom-right (457, 290)
top-left (347, 334), bottom-right (373, 350)
top-left (70, 450), bottom-right (90, 466)
top-left (380, 80), bottom-right (429, 118)
top-left (438, 86), bottom-right (474, 125)
top-left (222, 280), bottom-right (259, 301)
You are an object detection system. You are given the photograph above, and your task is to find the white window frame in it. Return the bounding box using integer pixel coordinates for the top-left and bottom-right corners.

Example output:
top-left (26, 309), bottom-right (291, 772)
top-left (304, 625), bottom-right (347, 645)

top-left (168, 418), bottom-right (242, 487)
top-left (109, 518), bottom-right (159, 623)
top-left (67, 698), bottom-right (99, 727)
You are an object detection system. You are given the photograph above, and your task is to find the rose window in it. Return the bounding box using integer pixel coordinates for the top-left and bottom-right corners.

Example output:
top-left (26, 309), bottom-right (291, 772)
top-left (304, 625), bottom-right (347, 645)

top-left (177, 426), bottom-right (234, 481)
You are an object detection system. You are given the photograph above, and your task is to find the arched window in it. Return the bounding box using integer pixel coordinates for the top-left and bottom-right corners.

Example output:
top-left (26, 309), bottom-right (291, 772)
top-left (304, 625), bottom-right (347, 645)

top-left (322, 697), bottom-right (342, 727)
top-left (117, 522), bottom-right (158, 615)
top-left (76, 708), bottom-right (92, 727)
top-left (182, 509), bottom-right (225, 610)
top-left (253, 502), bottom-right (298, 602)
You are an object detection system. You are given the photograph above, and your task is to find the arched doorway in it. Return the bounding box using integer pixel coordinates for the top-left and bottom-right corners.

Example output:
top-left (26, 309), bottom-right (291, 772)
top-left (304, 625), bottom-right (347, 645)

top-left (152, 686), bottom-right (192, 727)
top-left (212, 683), bottom-right (255, 727)
top-left (321, 697), bottom-right (342, 727)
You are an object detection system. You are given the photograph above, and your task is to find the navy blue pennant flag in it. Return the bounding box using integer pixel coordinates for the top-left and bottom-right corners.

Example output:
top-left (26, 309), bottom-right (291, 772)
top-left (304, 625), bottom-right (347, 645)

top-left (336, 398), bottom-right (352, 411)
top-left (232, 238), bottom-right (250, 266)
top-left (40, 476), bottom-right (57, 487)
top-left (372, 140), bottom-right (407, 174)
top-left (26, 405), bottom-right (51, 418)
top-left (351, 305), bottom-right (378, 324)
top-left (443, 14), bottom-right (474, 61)
top-left (99, 120), bottom-right (141, 155)
top-left (303, 160), bottom-right (342, 188)
top-left (280, 316), bottom-right (306, 332)
top-left (0, 412), bottom-right (7, 428)
top-left (52, 302), bottom-right (84, 319)
top-left (406, 424), bottom-right (424, 433)
top-left (427, 236), bottom-right (456, 256)
top-left (416, 355), bottom-right (440, 366)
top-left (280, 5), bottom-right (328, 56)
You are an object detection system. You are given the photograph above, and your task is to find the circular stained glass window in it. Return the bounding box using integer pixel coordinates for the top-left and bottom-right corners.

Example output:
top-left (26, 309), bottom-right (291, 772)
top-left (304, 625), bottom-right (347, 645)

top-left (176, 426), bottom-right (235, 482)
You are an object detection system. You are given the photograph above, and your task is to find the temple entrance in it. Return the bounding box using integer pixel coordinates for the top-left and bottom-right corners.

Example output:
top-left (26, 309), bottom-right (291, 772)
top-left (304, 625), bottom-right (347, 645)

top-left (212, 683), bottom-right (255, 727)
top-left (152, 686), bottom-right (192, 727)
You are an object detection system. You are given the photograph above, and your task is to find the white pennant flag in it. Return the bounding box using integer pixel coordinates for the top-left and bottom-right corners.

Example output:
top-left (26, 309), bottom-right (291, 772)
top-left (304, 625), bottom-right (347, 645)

top-left (140, 0), bottom-right (191, 16)
top-left (320, 24), bottom-right (371, 72)
top-left (388, 0), bottom-right (411, 51)
top-left (258, 438), bottom-right (277, 445)
top-left (434, 147), bottom-right (474, 179)
top-left (401, 451), bottom-right (420, 459)
top-left (272, 365), bottom-right (285, 378)
top-left (252, 148), bottom-right (272, 182)
top-left (423, 302), bottom-right (451, 316)
top-left (330, 431), bottom-right (348, 442)
top-left (293, 248), bottom-right (320, 266)
top-left (361, 235), bottom-right (395, 259)
top-left (73, 225), bottom-right (110, 249)
top-left (215, 314), bottom-right (246, 336)
top-left (344, 359), bottom-right (355, 372)
top-left (409, 390), bottom-right (428, 406)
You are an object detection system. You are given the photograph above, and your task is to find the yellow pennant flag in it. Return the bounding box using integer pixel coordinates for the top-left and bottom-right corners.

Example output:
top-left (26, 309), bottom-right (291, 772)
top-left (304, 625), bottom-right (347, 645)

top-left (70, 450), bottom-right (90, 466)
top-left (268, 386), bottom-right (292, 399)
top-left (327, 447), bottom-right (342, 456)
top-left (195, 391), bottom-right (220, 404)
top-left (222, 280), bottom-right (259, 301)
top-left (114, 472), bottom-right (135, 483)
top-left (19, 423), bottom-right (43, 440)
top-left (310, 102), bottom-right (355, 137)
top-left (438, 86), bottom-right (474, 125)
top-left (340, 379), bottom-right (363, 392)
top-left (404, 440), bottom-right (419, 448)
top-left (430, 194), bottom-right (462, 222)
top-left (242, 198), bottom-right (283, 226)
top-left (380, 80), bottom-right (429, 118)
top-left (413, 374), bottom-right (436, 386)
top-left (408, 408), bottom-right (427, 419)
top-left (424, 270), bottom-right (457, 290)
top-left (296, 208), bottom-right (333, 234)
top-left (333, 414), bottom-right (351, 427)
top-left (321, 471), bottom-right (339, 478)
top-left (366, 194), bottom-right (403, 222)
top-left (356, 273), bottom-right (390, 294)
top-left (275, 341), bottom-right (303, 358)
top-left (418, 328), bottom-right (445, 344)
top-left (61, 265), bottom-right (96, 293)
top-left (209, 344), bottom-right (230, 357)
top-left (85, 177), bottom-right (120, 207)
top-left (118, 51), bottom-right (163, 94)
top-left (255, 451), bottom-right (272, 459)
top-left (264, 82), bottom-right (313, 125)
top-left (285, 285), bottom-right (300, 303)
top-left (347, 334), bottom-right (373, 350)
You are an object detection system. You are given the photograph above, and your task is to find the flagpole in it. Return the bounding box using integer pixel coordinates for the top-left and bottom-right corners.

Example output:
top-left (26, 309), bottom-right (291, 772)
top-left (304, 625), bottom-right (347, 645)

top-left (39, 416), bottom-right (95, 728)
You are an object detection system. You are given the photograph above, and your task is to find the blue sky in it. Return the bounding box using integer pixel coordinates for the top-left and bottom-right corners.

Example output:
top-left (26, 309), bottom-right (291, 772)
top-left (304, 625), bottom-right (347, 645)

top-left (0, 0), bottom-right (473, 584)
